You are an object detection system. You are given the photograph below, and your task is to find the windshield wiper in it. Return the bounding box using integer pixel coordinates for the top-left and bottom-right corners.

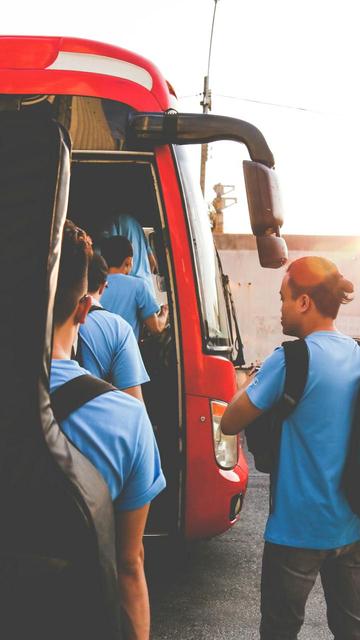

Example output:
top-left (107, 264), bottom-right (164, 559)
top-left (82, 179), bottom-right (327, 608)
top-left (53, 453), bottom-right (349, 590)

top-left (222, 273), bottom-right (245, 366)
top-left (215, 249), bottom-right (245, 366)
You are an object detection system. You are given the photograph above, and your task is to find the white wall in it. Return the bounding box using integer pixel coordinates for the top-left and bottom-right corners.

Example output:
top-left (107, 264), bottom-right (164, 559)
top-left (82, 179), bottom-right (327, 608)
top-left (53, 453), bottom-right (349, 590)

top-left (216, 235), bottom-right (360, 365)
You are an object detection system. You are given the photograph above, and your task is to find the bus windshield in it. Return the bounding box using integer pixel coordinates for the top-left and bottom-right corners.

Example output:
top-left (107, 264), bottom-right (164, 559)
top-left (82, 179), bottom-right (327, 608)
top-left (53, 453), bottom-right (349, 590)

top-left (174, 146), bottom-right (232, 351)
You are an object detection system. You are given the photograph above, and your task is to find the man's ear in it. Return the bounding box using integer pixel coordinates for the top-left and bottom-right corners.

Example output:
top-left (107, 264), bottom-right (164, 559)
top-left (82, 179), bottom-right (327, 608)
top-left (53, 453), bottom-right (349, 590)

top-left (298, 293), bottom-right (311, 313)
top-left (74, 294), bottom-right (92, 325)
top-left (98, 282), bottom-right (107, 296)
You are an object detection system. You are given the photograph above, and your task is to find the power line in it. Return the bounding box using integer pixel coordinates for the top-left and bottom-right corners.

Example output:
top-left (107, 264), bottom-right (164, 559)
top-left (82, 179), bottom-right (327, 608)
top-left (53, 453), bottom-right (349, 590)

top-left (214, 93), bottom-right (330, 114)
top-left (178, 92), bottom-right (335, 115)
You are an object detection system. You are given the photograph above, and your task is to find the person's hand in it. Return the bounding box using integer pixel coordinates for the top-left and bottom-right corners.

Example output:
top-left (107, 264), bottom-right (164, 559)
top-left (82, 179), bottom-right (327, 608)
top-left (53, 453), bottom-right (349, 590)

top-left (238, 363), bottom-right (260, 391)
top-left (159, 303), bottom-right (169, 319)
top-left (149, 252), bottom-right (158, 274)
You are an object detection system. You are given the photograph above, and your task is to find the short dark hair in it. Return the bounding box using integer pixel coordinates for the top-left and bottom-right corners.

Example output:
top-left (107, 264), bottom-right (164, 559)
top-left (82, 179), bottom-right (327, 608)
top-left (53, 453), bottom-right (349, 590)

top-left (88, 253), bottom-right (108, 293)
top-left (101, 236), bottom-right (133, 268)
top-left (54, 220), bottom-right (93, 325)
top-left (287, 256), bottom-right (354, 319)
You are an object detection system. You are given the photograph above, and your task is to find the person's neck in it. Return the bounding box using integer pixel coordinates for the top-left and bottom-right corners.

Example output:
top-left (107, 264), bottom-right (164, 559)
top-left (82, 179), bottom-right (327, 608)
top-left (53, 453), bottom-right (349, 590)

top-left (108, 266), bottom-right (127, 275)
top-left (91, 290), bottom-right (101, 301)
top-left (301, 318), bottom-right (337, 338)
top-left (52, 321), bottom-right (78, 360)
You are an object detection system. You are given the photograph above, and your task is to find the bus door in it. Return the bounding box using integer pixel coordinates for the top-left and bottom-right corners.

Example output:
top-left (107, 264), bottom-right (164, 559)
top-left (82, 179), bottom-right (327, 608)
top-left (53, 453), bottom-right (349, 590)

top-left (62, 121), bottom-right (181, 538)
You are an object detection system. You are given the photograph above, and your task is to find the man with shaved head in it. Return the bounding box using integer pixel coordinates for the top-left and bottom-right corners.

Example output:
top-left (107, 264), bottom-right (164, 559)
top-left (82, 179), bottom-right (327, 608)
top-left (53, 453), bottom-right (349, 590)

top-left (221, 256), bottom-right (360, 639)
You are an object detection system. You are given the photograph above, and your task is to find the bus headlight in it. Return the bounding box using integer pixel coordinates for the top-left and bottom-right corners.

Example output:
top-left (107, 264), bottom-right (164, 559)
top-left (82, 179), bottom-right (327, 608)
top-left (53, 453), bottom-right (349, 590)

top-left (211, 400), bottom-right (238, 469)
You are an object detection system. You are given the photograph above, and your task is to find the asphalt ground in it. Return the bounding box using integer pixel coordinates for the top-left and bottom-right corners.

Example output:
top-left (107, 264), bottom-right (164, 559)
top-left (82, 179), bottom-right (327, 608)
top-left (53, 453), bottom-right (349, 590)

top-left (145, 456), bottom-right (332, 640)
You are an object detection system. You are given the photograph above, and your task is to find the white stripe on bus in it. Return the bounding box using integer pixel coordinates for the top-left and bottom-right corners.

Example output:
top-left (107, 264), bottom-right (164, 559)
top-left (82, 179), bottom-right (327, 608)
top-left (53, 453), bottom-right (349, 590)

top-left (47, 51), bottom-right (153, 90)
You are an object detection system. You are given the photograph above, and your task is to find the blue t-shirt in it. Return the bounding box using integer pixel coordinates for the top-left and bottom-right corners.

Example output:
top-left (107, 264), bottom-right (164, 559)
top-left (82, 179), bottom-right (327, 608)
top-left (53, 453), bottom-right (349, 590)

top-left (103, 213), bottom-right (155, 296)
top-left (50, 359), bottom-right (166, 512)
top-left (247, 331), bottom-right (360, 549)
top-left (78, 304), bottom-right (149, 390)
top-left (101, 273), bottom-right (159, 340)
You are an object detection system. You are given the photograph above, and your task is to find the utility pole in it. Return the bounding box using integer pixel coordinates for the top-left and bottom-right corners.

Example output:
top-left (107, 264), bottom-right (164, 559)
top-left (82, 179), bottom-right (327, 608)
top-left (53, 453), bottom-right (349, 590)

top-left (200, 0), bottom-right (219, 195)
top-left (211, 183), bottom-right (237, 233)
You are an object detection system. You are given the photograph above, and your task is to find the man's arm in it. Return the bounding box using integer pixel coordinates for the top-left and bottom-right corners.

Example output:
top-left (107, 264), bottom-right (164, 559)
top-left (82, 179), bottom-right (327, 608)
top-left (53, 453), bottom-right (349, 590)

top-left (222, 349), bottom-right (287, 435)
top-left (221, 371), bottom-right (264, 435)
top-left (111, 316), bottom-right (150, 397)
top-left (115, 504), bottom-right (150, 640)
top-left (112, 398), bottom-right (166, 639)
top-left (122, 385), bottom-right (144, 402)
top-left (144, 304), bottom-right (168, 335)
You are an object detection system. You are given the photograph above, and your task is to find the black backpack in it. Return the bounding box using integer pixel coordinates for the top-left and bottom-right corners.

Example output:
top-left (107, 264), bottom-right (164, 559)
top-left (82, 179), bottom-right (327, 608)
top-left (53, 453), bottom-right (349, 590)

top-left (342, 346), bottom-right (360, 516)
top-left (245, 339), bottom-right (309, 474)
top-left (245, 338), bottom-right (360, 518)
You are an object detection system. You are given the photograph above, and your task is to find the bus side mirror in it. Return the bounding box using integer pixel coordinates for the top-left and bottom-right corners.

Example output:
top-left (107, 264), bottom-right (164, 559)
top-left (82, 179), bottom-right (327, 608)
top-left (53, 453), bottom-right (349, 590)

top-left (255, 235), bottom-right (288, 269)
top-left (243, 160), bottom-right (288, 268)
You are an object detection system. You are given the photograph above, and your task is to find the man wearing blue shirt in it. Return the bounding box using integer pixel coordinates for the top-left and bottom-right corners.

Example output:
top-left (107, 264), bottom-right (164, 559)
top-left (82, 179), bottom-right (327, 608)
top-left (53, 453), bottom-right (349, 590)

top-left (102, 213), bottom-right (157, 296)
top-left (79, 253), bottom-right (149, 401)
top-left (51, 220), bottom-right (166, 640)
top-left (221, 256), bottom-right (360, 640)
top-left (101, 235), bottom-right (168, 340)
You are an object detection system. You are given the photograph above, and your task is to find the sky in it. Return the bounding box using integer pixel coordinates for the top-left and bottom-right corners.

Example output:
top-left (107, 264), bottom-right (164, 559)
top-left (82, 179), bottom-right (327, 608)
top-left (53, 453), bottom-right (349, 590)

top-left (2, 0), bottom-right (360, 235)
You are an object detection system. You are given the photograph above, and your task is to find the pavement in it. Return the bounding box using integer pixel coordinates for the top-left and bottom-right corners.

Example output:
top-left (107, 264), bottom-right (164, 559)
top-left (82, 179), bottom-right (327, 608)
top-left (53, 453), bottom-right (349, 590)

top-left (146, 456), bottom-right (332, 640)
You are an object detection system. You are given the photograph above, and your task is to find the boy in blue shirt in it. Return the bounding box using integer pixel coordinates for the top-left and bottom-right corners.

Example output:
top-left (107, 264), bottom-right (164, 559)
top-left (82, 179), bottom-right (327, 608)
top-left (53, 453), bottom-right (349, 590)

top-left (79, 253), bottom-right (149, 401)
top-left (51, 220), bottom-right (166, 640)
top-left (100, 235), bottom-right (168, 340)
top-left (221, 256), bottom-right (360, 640)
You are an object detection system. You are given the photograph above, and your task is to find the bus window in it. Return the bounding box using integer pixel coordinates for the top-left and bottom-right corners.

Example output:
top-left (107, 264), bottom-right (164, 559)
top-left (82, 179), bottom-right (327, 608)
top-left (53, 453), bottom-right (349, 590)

top-left (174, 146), bottom-right (232, 353)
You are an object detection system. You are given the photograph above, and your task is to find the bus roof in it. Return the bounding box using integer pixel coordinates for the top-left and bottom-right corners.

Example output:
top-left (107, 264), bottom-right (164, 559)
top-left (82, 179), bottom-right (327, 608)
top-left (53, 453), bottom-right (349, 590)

top-left (0, 36), bottom-right (174, 111)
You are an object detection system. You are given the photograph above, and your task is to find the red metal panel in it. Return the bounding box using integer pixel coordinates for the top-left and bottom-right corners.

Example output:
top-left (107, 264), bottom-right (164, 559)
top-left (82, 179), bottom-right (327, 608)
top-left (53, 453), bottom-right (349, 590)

top-left (155, 146), bottom-right (203, 393)
top-left (0, 36), bottom-right (61, 68)
top-left (156, 147), bottom-right (249, 537)
top-left (0, 36), bottom-right (171, 111)
top-left (185, 395), bottom-right (248, 539)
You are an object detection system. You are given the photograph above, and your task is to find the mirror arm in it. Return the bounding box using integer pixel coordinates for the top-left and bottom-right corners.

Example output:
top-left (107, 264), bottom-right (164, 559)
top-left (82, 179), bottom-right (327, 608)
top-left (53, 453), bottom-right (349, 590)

top-left (128, 112), bottom-right (274, 168)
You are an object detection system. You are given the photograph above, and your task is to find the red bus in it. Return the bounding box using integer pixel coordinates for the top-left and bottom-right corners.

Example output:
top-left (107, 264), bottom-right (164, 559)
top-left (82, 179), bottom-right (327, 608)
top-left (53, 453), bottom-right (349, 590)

top-left (0, 36), bottom-right (286, 549)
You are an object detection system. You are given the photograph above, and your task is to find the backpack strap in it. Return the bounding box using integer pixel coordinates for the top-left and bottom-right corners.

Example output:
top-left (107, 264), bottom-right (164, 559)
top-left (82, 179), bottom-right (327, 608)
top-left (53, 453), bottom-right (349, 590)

top-left (277, 339), bottom-right (309, 420)
top-left (74, 305), bottom-right (105, 366)
top-left (268, 339), bottom-right (309, 513)
top-left (51, 374), bottom-right (116, 423)
top-left (341, 339), bottom-right (360, 515)
top-left (89, 304), bottom-right (105, 314)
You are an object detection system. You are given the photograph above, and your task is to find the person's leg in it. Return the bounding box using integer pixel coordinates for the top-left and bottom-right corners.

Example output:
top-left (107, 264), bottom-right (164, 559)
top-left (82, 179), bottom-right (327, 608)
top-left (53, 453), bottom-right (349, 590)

top-left (320, 540), bottom-right (360, 640)
top-left (260, 542), bottom-right (325, 640)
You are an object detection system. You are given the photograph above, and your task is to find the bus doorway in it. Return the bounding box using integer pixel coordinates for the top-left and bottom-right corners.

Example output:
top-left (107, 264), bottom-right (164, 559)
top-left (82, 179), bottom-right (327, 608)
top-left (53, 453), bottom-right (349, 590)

top-left (67, 153), bottom-right (182, 537)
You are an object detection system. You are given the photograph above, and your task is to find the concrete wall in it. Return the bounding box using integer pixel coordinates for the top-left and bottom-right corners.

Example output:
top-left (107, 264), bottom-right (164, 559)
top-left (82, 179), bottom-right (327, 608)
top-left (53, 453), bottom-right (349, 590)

top-left (215, 234), bottom-right (360, 364)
